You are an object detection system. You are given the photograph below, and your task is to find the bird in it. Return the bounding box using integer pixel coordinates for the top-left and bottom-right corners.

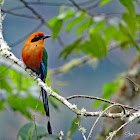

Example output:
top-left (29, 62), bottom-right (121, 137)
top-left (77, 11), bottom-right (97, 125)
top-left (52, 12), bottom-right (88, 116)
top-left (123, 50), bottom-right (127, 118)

top-left (22, 32), bottom-right (52, 134)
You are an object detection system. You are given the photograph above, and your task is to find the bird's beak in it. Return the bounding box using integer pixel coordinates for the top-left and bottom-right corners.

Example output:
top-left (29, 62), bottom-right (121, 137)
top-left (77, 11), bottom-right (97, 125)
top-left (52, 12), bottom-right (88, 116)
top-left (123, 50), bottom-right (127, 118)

top-left (41, 35), bottom-right (51, 39)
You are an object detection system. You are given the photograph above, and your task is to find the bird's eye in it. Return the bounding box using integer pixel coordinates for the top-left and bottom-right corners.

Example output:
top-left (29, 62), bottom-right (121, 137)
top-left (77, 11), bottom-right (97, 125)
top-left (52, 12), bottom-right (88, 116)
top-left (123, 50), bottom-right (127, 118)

top-left (31, 35), bottom-right (42, 42)
top-left (35, 35), bottom-right (39, 39)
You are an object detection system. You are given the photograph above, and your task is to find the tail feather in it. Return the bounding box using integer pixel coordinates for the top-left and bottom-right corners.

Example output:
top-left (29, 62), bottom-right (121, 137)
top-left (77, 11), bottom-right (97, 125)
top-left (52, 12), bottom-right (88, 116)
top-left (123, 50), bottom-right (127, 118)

top-left (41, 87), bottom-right (52, 134)
top-left (40, 61), bottom-right (52, 134)
top-left (47, 120), bottom-right (52, 134)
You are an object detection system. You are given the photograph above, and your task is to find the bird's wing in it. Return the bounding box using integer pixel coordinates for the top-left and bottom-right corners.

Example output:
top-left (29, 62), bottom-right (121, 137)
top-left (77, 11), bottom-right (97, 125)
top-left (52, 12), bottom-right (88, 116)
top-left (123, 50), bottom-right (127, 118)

top-left (40, 48), bottom-right (47, 81)
top-left (42, 48), bottom-right (48, 74)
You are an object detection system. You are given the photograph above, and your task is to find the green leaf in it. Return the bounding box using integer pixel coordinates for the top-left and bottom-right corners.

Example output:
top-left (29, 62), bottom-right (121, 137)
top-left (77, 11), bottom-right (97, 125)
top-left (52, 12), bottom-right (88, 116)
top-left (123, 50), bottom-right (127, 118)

top-left (119, 24), bottom-right (140, 51)
top-left (52, 19), bottom-right (63, 40)
top-left (8, 95), bottom-right (45, 119)
top-left (122, 13), bottom-right (136, 34)
top-left (103, 83), bottom-right (118, 99)
top-left (138, 120), bottom-right (140, 124)
top-left (48, 17), bottom-right (58, 27)
top-left (58, 10), bottom-right (75, 20)
top-left (119, 0), bottom-right (134, 14)
top-left (81, 33), bottom-right (107, 59)
top-left (0, 101), bottom-right (5, 112)
top-left (76, 18), bottom-right (94, 35)
top-left (94, 100), bottom-right (103, 108)
top-left (17, 122), bottom-right (59, 140)
top-left (100, 0), bottom-right (111, 5)
top-left (48, 9), bottom-right (75, 39)
top-left (48, 10), bottom-right (75, 27)
top-left (66, 117), bottom-right (79, 139)
top-left (89, 20), bottom-right (105, 34)
top-left (104, 25), bottom-right (118, 44)
top-left (136, 14), bottom-right (140, 22)
top-left (59, 38), bottom-right (82, 59)
top-left (0, 0), bottom-right (5, 6)
top-left (27, 124), bottom-right (35, 139)
top-left (9, 70), bottom-right (23, 91)
top-left (0, 78), bottom-right (12, 93)
top-left (66, 10), bottom-right (86, 32)
top-left (136, 14), bottom-right (140, 30)
top-left (102, 103), bottom-right (110, 110)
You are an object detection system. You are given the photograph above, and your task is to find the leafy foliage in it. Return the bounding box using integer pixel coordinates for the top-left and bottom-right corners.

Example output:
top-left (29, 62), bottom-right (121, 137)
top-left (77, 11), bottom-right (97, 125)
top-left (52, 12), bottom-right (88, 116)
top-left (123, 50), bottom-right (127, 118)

top-left (47, 0), bottom-right (139, 61)
top-left (76, 18), bottom-right (94, 35)
top-left (59, 38), bottom-right (82, 59)
top-left (80, 32), bottom-right (107, 59)
top-left (17, 122), bottom-right (59, 140)
top-left (8, 95), bottom-right (45, 119)
top-left (66, 10), bottom-right (86, 32)
top-left (100, 0), bottom-right (112, 5)
top-left (119, 0), bottom-right (135, 14)
top-left (0, 65), bottom-right (58, 117)
top-left (48, 7), bottom-right (75, 39)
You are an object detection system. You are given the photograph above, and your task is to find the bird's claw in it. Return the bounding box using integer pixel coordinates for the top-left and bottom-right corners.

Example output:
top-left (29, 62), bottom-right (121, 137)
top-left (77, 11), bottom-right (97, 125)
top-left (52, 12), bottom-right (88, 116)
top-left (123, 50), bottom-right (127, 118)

top-left (35, 74), bottom-right (41, 80)
top-left (25, 67), bottom-right (29, 71)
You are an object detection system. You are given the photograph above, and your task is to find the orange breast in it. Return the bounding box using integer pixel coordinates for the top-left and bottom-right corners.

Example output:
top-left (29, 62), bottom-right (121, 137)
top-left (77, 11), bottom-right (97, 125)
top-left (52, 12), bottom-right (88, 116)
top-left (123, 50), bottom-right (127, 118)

top-left (22, 40), bottom-right (44, 70)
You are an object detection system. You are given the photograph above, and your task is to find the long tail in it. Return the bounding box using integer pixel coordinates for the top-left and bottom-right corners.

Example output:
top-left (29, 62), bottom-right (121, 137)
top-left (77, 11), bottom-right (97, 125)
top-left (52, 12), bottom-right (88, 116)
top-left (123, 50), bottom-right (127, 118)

top-left (41, 87), bottom-right (52, 134)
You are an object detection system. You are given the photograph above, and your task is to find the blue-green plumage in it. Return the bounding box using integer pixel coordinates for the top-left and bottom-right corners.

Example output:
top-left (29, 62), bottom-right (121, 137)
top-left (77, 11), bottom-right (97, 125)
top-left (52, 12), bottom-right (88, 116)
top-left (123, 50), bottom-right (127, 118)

top-left (37, 48), bottom-right (52, 134)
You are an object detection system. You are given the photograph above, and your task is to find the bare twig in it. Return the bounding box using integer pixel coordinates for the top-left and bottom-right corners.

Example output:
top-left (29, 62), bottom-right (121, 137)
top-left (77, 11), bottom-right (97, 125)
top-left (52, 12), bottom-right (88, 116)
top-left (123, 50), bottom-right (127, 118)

top-left (2, 9), bottom-right (38, 19)
top-left (69, 0), bottom-right (83, 11)
top-left (20, 0), bottom-right (45, 23)
top-left (28, 0), bottom-right (95, 7)
top-left (5, 6), bottom-right (25, 11)
top-left (66, 95), bottom-right (139, 111)
top-left (33, 92), bottom-right (41, 140)
top-left (85, 0), bottom-right (101, 10)
top-left (77, 116), bottom-right (87, 140)
top-left (69, 0), bottom-right (94, 17)
top-left (87, 104), bottom-right (127, 140)
top-left (10, 23), bottom-right (44, 47)
top-left (126, 76), bottom-right (140, 91)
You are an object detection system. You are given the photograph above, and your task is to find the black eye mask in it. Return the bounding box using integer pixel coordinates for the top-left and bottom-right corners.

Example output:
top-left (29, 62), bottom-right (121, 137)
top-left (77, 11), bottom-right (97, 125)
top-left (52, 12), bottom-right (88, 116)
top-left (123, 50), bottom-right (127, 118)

top-left (31, 35), bottom-right (43, 42)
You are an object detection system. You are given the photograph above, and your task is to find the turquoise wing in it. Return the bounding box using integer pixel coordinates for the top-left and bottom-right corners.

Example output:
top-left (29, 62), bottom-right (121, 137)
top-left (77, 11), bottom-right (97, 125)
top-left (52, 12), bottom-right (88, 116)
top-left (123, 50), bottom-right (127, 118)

top-left (42, 48), bottom-right (48, 74)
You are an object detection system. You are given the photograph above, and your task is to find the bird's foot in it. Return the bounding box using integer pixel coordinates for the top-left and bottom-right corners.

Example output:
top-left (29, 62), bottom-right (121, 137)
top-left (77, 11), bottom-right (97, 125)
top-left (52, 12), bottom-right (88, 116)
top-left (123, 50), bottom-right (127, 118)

top-left (25, 67), bottom-right (30, 71)
top-left (35, 74), bottom-right (41, 80)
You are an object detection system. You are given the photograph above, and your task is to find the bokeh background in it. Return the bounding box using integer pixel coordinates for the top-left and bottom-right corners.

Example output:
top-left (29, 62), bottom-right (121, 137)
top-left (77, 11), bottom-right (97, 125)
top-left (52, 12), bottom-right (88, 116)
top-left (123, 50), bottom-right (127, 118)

top-left (1, 0), bottom-right (140, 140)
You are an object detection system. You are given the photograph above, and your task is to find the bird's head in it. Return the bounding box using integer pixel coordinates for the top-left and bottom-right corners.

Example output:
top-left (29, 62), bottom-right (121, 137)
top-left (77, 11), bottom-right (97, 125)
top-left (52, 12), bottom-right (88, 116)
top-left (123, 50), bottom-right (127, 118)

top-left (26, 32), bottom-right (51, 44)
